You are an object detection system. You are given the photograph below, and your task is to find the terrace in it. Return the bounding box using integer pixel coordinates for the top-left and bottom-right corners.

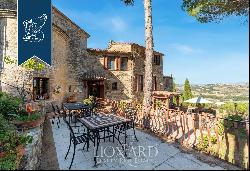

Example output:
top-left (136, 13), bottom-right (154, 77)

top-left (38, 100), bottom-right (247, 170)
top-left (0, 91), bottom-right (248, 170)
top-left (50, 119), bottom-right (223, 170)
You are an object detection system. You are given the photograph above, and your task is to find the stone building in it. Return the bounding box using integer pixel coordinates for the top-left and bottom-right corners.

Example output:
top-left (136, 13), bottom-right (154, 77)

top-left (88, 41), bottom-right (165, 101)
top-left (0, 1), bottom-right (165, 105)
top-left (164, 75), bottom-right (174, 92)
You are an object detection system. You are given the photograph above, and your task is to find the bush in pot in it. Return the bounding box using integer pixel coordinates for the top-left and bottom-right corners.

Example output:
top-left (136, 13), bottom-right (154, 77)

top-left (11, 109), bottom-right (45, 129)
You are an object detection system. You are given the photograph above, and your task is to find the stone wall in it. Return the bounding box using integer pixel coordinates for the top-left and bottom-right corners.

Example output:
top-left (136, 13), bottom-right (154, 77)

top-left (50, 25), bottom-right (70, 103)
top-left (105, 70), bottom-right (133, 100)
top-left (107, 42), bottom-right (165, 101)
top-left (107, 41), bottom-right (132, 52)
top-left (96, 52), bottom-right (134, 100)
top-left (0, 0), bottom-right (17, 10)
top-left (0, 6), bottom-right (95, 104)
top-left (19, 125), bottom-right (43, 170)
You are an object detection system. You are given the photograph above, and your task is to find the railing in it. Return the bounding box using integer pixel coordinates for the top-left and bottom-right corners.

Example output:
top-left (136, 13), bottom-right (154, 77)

top-left (135, 108), bottom-right (249, 169)
top-left (103, 100), bottom-right (249, 169)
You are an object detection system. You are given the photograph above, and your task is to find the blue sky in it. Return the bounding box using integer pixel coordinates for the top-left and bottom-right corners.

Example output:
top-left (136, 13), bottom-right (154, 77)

top-left (52, 0), bottom-right (249, 84)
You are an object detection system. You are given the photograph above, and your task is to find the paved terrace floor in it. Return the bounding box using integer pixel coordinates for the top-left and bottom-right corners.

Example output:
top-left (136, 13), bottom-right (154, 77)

top-left (50, 118), bottom-right (225, 170)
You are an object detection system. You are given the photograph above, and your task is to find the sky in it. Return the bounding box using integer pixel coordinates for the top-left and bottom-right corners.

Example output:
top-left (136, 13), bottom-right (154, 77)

top-left (52, 0), bottom-right (249, 84)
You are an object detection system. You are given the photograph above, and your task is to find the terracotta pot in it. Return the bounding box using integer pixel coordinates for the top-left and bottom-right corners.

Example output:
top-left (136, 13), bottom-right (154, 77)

top-left (13, 116), bottom-right (45, 129)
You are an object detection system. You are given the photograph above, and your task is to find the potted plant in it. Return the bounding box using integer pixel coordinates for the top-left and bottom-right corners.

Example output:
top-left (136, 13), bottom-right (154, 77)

top-left (83, 96), bottom-right (95, 108)
top-left (11, 110), bottom-right (45, 129)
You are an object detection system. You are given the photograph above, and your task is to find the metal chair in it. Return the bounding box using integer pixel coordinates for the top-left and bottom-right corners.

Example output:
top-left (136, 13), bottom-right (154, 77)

top-left (51, 103), bottom-right (61, 128)
top-left (64, 119), bottom-right (89, 170)
top-left (115, 107), bottom-right (139, 142)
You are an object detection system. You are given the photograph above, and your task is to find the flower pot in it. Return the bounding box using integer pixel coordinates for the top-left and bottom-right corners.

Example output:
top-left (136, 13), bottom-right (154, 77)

top-left (13, 116), bottom-right (45, 129)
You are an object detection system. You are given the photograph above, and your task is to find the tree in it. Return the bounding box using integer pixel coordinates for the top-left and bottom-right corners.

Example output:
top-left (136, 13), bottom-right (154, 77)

top-left (142, 0), bottom-right (154, 129)
top-left (121, 0), bottom-right (154, 129)
top-left (182, 0), bottom-right (249, 23)
top-left (182, 78), bottom-right (193, 101)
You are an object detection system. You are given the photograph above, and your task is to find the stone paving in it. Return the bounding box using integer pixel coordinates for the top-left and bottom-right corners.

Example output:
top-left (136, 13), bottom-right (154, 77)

top-left (51, 119), bottom-right (224, 170)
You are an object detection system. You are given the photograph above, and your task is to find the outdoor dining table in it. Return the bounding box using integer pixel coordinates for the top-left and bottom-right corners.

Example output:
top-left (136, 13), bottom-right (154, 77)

top-left (63, 102), bottom-right (92, 123)
top-left (77, 113), bottom-right (131, 165)
top-left (63, 102), bottom-right (90, 111)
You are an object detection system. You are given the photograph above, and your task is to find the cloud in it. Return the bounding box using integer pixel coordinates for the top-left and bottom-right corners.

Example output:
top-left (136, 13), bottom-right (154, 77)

top-left (169, 43), bottom-right (194, 54)
top-left (110, 17), bottom-right (127, 32)
top-left (168, 43), bottom-right (203, 55)
top-left (56, 8), bottom-right (128, 34)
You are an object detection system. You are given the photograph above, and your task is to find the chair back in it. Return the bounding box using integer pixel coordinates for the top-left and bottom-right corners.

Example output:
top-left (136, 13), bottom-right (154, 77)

top-left (55, 105), bottom-right (61, 114)
top-left (51, 103), bottom-right (56, 113)
top-left (124, 107), bottom-right (137, 121)
top-left (64, 119), bottom-right (77, 139)
top-left (80, 107), bottom-right (93, 117)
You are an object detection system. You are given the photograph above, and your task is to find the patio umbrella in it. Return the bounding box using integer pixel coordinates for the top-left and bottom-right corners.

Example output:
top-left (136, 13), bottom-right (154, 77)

top-left (184, 96), bottom-right (213, 104)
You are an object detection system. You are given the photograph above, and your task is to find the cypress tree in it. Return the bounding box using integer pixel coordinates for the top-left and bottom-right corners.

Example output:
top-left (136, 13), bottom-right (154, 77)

top-left (183, 78), bottom-right (193, 101)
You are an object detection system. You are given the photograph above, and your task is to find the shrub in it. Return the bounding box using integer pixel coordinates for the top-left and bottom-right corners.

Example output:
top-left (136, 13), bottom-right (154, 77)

top-left (0, 114), bottom-right (33, 170)
top-left (0, 153), bottom-right (17, 170)
top-left (0, 92), bottom-right (21, 120)
top-left (14, 111), bottom-right (44, 122)
top-left (219, 102), bottom-right (249, 116)
top-left (155, 100), bottom-right (163, 109)
top-left (217, 113), bottom-right (247, 140)
top-left (118, 100), bottom-right (127, 111)
top-left (196, 134), bottom-right (217, 153)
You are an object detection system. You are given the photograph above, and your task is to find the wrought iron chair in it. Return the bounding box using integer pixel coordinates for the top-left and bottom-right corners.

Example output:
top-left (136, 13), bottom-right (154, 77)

top-left (64, 118), bottom-right (89, 170)
top-left (79, 107), bottom-right (94, 118)
top-left (115, 107), bottom-right (139, 142)
top-left (51, 103), bottom-right (61, 128)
